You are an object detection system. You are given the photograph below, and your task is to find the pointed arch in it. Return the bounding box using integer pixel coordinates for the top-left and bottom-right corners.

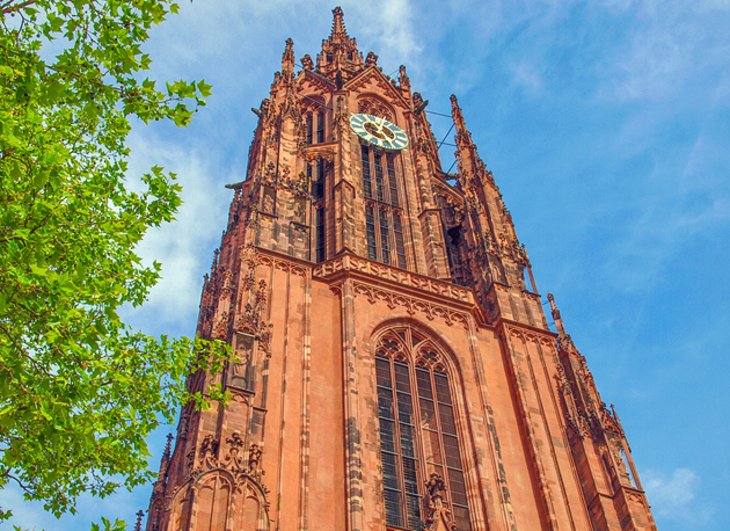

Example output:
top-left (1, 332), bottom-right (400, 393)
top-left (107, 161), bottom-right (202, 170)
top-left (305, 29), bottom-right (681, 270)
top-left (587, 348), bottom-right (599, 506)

top-left (369, 319), bottom-right (473, 530)
top-left (356, 93), bottom-right (396, 123)
top-left (166, 469), bottom-right (270, 531)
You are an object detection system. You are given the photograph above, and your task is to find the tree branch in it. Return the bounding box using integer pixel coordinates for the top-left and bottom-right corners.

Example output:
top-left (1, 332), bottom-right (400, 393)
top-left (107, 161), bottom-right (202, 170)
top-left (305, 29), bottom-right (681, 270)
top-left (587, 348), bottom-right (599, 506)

top-left (0, 0), bottom-right (36, 16)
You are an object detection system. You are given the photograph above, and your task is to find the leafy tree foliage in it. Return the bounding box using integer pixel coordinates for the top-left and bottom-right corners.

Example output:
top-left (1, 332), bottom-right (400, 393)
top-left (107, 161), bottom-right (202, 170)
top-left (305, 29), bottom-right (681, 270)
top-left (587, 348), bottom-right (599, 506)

top-left (0, 0), bottom-right (225, 522)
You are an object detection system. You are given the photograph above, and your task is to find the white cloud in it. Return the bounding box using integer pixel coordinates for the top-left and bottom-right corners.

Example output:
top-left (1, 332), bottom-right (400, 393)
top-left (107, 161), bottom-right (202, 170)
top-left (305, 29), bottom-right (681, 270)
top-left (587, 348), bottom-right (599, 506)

top-left (510, 59), bottom-right (544, 94)
top-left (358, 0), bottom-right (422, 64)
top-left (599, 0), bottom-right (730, 102)
top-left (642, 468), bottom-right (714, 526)
top-left (123, 133), bottom-right (231, 331)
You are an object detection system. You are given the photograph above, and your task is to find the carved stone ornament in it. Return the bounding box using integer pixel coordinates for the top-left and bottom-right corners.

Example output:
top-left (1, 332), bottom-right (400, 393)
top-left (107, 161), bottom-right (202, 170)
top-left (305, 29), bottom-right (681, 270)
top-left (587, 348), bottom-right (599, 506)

top-left (222, 431), bottom-right (248, 471)
top-left (423, 473), bottom-right (457, 531)
top-left (198, 434), bottom-right (219, 469)
top-left (212, 311), bottom-right (230, 340)
top-left (301, 54), bottom-right (314, 70)
top-left (313, 254), bottom-right (471, 303)
top-left (353, 282), bottom-right (468, 328)
top-left (357, 97), bottom-right (393, 122)
top-left (365, 51), bottom-right (378, 67)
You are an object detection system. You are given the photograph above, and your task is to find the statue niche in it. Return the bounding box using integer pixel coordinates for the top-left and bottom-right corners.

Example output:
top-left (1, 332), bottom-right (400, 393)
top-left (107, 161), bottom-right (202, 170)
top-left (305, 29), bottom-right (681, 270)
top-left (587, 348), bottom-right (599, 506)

top-left (229, 331), bottom-right (255, 391)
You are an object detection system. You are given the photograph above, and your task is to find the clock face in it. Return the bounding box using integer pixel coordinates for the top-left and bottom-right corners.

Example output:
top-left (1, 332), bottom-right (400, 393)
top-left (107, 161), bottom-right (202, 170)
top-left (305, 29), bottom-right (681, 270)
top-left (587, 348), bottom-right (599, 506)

top-left (349, 113), bottom-right (409, 151)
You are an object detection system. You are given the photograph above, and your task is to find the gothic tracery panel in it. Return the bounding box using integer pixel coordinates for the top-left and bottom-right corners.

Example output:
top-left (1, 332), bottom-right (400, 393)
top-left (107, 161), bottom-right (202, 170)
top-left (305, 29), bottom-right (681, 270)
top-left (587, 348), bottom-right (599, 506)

top-left (373, 325), bottom-right (472, 530)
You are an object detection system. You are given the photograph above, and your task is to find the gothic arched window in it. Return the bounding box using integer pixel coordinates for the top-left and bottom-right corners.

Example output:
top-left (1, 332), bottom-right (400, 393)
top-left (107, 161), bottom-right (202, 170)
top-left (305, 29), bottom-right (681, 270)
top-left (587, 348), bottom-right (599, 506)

top-left (360, 144), bottom-right (406, 269)
top-left (374, 326), bottom-right (472, 530)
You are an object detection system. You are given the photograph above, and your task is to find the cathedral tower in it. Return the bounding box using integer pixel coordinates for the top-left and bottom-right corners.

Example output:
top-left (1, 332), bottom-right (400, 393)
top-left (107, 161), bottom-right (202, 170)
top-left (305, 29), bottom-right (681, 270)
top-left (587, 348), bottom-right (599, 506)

top-left (146, 8), bottom-right (656, 530)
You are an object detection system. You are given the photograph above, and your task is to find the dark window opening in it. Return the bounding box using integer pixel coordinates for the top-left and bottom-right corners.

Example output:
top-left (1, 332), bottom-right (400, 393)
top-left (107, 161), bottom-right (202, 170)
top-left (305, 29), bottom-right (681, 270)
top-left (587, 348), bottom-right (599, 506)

top-left (316, 111), bottom-right (325, 143)
top-left (374, 152), bottom-right (385, 202)
top-left (360, 143), bottom-right (407, 268)
top-left (305, 113), bottom-right (313, 145)
top-left (315, 207), bottom-right (325, 262)
top-left (379, 209), bottom-right (391, 265)
top-left (387, 154), bottom-right (399, 207)
top-left (447, 226), bottom-right (461, 246)
top-left (366, 205), bottom-right (377, 260)
top-left (313, 159), bottom-right (325, 199)
top-left (393, 213), bottom-right (407, 269)
top-left (361, 145), bottom-right (373, 199)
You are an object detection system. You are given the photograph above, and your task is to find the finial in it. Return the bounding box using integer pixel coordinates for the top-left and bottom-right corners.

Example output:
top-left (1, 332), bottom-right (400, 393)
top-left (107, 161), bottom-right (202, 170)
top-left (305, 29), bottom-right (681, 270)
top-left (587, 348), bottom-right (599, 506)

top-left (331, 6), bottom-right (347, 37)
top-left (399, 65), bottom-right (410, 90)
top-left (365, 51), bottom-right (378, 67)
top-left (281, 38), bottom-right (295, 74)
top-left (547, 293), bottom-right (567, 336)
top-left (157, 432), bottom-right (173, 478)
top-left (450, 93), bottom-right (473, 147)
top-left (134, 510), bottom-right (144, 531)
top-left (164, 432), bottom-right (174, 456)
top-left (301, 54), bottom-right (314, 71)
top-left (450, 94), bottom-right (465, 126)
top-left (450, 94), bottom-right (463, 120)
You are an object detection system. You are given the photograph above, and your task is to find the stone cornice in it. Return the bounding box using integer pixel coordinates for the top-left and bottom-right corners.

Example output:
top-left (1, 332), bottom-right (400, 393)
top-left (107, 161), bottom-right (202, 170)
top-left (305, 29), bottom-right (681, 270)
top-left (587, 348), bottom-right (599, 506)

top-left (314, 252), bottom-right (474, 307)
top-left (497, 317), bottom-right (557, 345)
top-left (253, 248), bottom-right (491, 326)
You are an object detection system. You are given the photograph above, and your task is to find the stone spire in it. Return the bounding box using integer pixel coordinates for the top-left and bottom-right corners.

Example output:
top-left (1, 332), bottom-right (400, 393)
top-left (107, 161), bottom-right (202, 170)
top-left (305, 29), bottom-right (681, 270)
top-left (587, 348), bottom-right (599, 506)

top-left (316, 6), bottom-right (363, 80)
top-left (157, 432), bottom-right (174, 480)
top-left (330, 6), bottom-right (348, 40)
top-left (547, 293), bottom-right (567, 336)
top-left (450, 94), bottom-right (474, 148)
top-left (281, 38), bottom-right (295, 76)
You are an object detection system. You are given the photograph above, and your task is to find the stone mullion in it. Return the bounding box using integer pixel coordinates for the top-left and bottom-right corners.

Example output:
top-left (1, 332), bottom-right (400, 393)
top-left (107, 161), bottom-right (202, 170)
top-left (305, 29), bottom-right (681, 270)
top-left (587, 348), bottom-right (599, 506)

top-left (334, 91), bottom-right (356, 255)
top-left (402, 114), bottom-right (429, 275)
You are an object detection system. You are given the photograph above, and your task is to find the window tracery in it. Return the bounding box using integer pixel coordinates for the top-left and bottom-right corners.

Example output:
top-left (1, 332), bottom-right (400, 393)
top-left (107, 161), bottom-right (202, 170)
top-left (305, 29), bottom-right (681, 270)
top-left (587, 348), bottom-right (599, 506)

top-left (361, 143), bottom-right (406, 269)
top-left (358, 96), bottom-right (394, 122)
top-left (374, 326), bottom-right (472, 530)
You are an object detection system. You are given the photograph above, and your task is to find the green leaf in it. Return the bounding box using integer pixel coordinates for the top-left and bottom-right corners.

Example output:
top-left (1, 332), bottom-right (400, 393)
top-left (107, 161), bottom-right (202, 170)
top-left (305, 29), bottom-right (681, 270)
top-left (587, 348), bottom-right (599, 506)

top-left (198, 80), bottom-right (213, 98)
top-left (0, 0), bottom-right (220, 522)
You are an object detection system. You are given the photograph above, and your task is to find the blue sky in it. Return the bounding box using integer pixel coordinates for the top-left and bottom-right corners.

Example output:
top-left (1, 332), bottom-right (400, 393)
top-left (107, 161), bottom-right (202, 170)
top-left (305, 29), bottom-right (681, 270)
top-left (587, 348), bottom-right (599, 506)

top-left (3, 1), bottom-right (729, 529)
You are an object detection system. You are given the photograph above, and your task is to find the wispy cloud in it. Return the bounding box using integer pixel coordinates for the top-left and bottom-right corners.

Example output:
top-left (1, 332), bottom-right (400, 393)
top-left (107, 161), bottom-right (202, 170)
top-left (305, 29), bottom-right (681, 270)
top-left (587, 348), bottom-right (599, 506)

top-left (123, 133), bottom-right (231, 332)
top-left (643, 468), bottom-right (714, 526)
top-left (598, 0), bottom-right (730, 102)
top-left (510, 59), bottom-right (544, 94)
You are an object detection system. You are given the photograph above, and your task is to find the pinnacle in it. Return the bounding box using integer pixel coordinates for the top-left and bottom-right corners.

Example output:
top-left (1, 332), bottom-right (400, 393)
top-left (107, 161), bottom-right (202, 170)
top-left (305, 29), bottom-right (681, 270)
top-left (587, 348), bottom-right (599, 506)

top-left (331, 6), bottom-right (347, 37)
top-left (281, 37), bottom-right (295, 73)
top-left (547, 293), bottom-right (567, 336)
top-left (450, 94), bottom-right (469, 138)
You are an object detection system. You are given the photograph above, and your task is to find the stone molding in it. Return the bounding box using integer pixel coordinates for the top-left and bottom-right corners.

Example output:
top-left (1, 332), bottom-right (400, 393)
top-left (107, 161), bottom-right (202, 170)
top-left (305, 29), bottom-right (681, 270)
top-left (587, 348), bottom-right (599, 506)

top-left (314, 253), bottom-right (473, 304)
top-left (352, 281), bottom-right (469, 328)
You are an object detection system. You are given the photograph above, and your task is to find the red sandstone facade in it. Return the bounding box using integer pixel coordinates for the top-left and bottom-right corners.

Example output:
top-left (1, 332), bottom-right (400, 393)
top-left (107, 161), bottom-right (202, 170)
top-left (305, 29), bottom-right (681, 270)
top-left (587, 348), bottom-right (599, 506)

top-left (145, 8), bottom-right (656, 531)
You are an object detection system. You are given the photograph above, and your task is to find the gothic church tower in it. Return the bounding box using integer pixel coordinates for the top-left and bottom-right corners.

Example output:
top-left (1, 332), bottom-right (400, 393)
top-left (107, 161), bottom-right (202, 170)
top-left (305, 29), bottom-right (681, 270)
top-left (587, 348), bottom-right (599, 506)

top-left (146, 8), bottom-right (656, 531)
